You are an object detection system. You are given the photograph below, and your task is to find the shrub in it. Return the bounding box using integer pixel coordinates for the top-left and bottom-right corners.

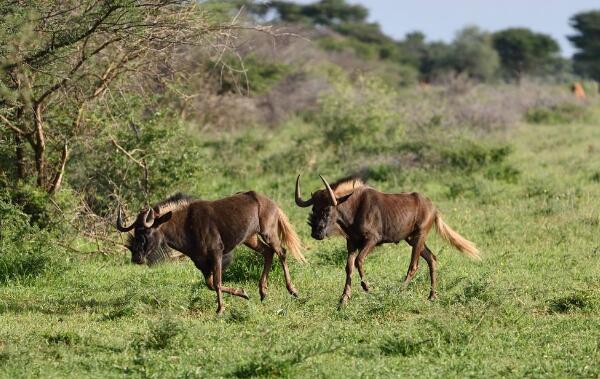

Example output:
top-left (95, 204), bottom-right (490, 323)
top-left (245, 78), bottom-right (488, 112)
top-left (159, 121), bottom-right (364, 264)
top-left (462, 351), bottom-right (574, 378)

top-left (380, 336), bottom-right (433, 357)
top-left (440, 140), bottom-right (512, 172)
top-left (548, 292), bottom-right (596, 313)
top-left (44, 331), bottom-right (81, 345)
top-left (5, 185), bottom-right (52, 228)
top-left (316, 75), bottom-right (404, 154)
top-left (0, 192), bottom-right (64, 285)
top-left (526, 103), bottom-right (590, 124)
top-left (134, 318), bottom-right (183, 350)
top-left (214, 54), bottom-right (291, 95)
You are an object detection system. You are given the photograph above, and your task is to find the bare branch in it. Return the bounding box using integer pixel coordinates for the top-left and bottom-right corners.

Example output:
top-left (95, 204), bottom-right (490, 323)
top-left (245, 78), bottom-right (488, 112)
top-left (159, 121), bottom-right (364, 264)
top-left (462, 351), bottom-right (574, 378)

top-left (110, 136), bottom-right (145, 169)
top-left (0, 113), bottom-right (28, 135)
top-left (49, 141), bottom-right (69, 195)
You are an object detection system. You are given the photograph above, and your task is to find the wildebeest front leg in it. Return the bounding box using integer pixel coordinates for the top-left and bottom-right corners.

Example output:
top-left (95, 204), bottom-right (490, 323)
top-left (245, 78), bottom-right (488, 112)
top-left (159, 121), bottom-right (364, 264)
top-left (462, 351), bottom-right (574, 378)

top-left (339, 250), bottom-right (358, 306)
top-left (420, 245), bottom-right (437, 300)
top-left (204, 273), bottom-right (250, 300)
top-left (213, 256), bottom-right (224, 315)
top-left (355, 240), bottom-right (377, 293)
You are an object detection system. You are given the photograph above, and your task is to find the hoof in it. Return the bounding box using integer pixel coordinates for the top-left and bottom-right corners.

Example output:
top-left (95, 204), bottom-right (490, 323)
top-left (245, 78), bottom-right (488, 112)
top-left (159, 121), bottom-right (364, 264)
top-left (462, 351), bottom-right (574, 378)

top-left (338, 294), bottom-right (350, 308)
top-left (360, 281), bottom-right (370, 292)
top-left (428, 292), bottom-right (437, 301)
top-left (260, 293), bottom-right (267, 302)
top-left (216, 307), bottom-right (225, 316)
top-left (240, 290), bottom-right (250, 300)
top-left (287, 287), bottom-right (299, 298)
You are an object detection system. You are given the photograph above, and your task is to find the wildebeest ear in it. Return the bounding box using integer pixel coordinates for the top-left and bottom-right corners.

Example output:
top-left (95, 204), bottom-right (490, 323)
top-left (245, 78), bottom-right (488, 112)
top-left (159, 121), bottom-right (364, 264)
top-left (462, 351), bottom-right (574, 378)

top-left (153, 211), bottom-right (172, 227)
top-left (336, 192), bottom-right (353, 205)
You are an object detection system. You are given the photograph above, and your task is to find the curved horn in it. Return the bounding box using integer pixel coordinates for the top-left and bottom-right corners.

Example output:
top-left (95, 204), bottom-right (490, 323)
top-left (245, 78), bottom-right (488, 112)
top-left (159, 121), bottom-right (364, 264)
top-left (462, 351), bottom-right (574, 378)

top-left (319, 175), bottom-right (337, 206)
top-left (295, 175), bottom-right (314, 207)
top-left (143, 208), bottom-right (155, 228)
top-left (116, 205), bottom-right (135, 232)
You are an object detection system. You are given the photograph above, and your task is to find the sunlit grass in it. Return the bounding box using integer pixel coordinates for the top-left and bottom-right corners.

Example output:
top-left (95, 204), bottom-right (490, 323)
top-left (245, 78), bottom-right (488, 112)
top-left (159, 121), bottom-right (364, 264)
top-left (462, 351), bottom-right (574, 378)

top-left (0, 119), bottom-right (599, 378)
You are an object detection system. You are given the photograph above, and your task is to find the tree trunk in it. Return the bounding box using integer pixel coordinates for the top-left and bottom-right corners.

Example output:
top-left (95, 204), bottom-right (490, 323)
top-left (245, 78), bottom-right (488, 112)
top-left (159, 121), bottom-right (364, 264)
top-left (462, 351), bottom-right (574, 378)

top-left (33, 104), bottom-right (46, 188)
top-left (15, 134), bottom-right (26, 180)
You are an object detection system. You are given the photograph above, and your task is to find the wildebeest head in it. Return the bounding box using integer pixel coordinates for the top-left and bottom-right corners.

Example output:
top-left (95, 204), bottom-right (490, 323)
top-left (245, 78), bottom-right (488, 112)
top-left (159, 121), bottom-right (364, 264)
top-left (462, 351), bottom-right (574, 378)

top-left (295, 175), bottom-right (354, 240)
top-left (116, 206), bottom-right (172, 264)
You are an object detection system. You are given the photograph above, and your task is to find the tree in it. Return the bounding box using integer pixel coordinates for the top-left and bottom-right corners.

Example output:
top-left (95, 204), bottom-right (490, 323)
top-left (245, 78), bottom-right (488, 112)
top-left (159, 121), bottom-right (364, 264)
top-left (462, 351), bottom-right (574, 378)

top-left (419, 42), bottom-right (454, 81)
top-left (450, 26), bottom-right (500, 81)
top-left (0, 1), bottom-right (226, 194)
top-left (569, 10), bottom-right (600, 82)
top-left (396, 32), bottom-right (427, 68)
top-left (268, 0), bottom-right (368, 26)
top-left (492, 28), bottom-right (560, 80)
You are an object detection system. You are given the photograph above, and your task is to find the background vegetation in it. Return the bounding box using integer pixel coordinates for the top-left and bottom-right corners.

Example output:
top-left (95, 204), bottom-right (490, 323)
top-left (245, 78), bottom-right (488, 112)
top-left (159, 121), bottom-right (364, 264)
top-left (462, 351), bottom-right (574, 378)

top-left (1, 1), bottom-right (599, 377)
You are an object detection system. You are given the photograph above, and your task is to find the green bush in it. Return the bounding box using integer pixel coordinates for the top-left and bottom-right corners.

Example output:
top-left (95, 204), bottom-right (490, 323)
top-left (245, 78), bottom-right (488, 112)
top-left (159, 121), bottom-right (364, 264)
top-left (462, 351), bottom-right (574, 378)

top-left (5, 185), bottom-right (52, 228)
top-left (440, 141), bottom-right (512, 172)
top-left (525, 103), bottom-right (590, 124)
top-left (68, 101), bottom-right (213, 215)
top-left (318, 36), bottom-right (380, 60)
top-left (44, 331), bottom-right (81, 345)
top-left (316, 76), bottom-right (404, 154)
top-left (548, 292), bottom-right (596, 313)
top-left (0, 192), bottom-right (65, 285)
top-left (213, 54), bottom-right (291, 95)
top-left (134, 318), bottom-right (184, 350)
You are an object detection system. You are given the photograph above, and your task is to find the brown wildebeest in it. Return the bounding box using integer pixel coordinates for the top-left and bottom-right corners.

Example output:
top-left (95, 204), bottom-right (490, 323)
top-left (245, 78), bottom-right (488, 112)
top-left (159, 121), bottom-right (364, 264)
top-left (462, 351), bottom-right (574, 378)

top-left (295, 175), bottom-right (480, 306)
top-left (116, 192), bottom-right (305, 314)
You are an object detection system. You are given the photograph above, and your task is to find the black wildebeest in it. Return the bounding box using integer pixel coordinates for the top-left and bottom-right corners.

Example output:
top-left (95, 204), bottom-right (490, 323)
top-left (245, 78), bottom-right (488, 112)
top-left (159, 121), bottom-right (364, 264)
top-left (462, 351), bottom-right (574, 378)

top-left (295, 175), bottom-right (480, 305)
top-left (116, 192), bottom-right (305, 314)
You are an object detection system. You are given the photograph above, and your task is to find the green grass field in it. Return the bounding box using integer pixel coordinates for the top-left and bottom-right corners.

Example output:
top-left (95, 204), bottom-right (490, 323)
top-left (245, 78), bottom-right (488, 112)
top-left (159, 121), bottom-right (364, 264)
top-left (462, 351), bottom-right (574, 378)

top-left (1, 118), bottom-right (599, 378)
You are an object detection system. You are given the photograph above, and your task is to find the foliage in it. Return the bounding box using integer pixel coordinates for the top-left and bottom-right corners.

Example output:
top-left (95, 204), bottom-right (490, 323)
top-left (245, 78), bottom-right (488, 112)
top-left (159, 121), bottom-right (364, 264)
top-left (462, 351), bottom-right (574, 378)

top-left (569, 10), bottom-right (600, 83)
top-left (0, 191), bottom-right (65, 285)
top-left (449, 26), bottom-right (500, 81)
top-left (214, 54), bottom-right (291, 95)
top-left (134, 318), bottom-right (184, 350)
top-left (315, 76), bottom-right (404, 153)
top-left (525, 103), bottom-right (590, 124)
top-left (1, 119), bottom-right (600, 377)
top-left (492, 28), bottom-right (561, 79)
top-left (238, 1), bottom-right (580, 84)
top-left (266, 0), bottom-right (369, 26)
top-left (1, 3), bottom-right (600, 377)
top-left (0, 0), bottom-right (235, 193)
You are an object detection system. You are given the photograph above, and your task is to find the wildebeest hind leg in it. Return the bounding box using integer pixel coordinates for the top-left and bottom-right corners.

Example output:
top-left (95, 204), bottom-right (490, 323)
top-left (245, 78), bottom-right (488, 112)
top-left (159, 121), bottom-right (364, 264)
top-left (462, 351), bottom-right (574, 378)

top-left (244, 234), bottom-right (274, 301)
top-left (402, 236), bottom-right (424, 289)
top-left (261, 232), bottom-right (298, 298)
top-left (420, 245), bottom-right (437, 300)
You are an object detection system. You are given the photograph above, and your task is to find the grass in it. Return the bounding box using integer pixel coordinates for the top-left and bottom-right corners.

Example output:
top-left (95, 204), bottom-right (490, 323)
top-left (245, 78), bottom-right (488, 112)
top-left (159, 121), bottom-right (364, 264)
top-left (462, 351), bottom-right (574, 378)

top-left (1, 117), bottom-right (600, 378)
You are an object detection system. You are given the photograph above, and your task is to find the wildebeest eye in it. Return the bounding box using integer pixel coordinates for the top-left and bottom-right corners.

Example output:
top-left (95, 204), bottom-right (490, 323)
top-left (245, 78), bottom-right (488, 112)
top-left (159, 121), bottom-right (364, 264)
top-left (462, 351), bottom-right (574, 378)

top-left (139, 235), bottom-right (148, 248)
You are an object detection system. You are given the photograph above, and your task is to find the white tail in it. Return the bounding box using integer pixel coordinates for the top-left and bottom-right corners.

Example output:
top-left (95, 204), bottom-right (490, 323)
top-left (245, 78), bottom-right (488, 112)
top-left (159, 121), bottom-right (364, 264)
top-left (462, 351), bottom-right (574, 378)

top-left (277, 208), bottom-right (306, 263)
top-left (435, 214), bottom-right (481, 260)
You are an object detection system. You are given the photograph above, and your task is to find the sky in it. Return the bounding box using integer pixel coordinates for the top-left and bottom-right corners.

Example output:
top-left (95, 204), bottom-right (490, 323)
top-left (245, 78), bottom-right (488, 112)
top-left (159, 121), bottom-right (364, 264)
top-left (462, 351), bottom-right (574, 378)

top-left (295, 0), bottom-right (600, 57)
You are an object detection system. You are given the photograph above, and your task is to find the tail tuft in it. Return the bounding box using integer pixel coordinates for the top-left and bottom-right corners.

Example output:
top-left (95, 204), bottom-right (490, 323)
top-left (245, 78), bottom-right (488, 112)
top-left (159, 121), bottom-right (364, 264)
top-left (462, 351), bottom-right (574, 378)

top-left (277, 208), bottom-right (306, 263)
top-left (435, 213), bottom-right (481, 260)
